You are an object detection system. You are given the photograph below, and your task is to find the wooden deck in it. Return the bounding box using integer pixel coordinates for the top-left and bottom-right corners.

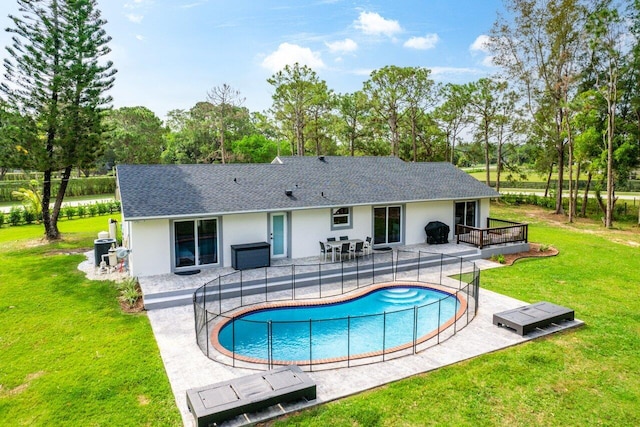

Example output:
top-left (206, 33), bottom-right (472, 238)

top-left (456, 218), bottom-right (528, 249)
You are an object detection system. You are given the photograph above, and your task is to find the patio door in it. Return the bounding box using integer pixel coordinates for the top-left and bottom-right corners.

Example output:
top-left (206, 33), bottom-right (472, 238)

top-left (270, 212), bottom-right (287, 258)
top-left (174, 218), bottom-right (218, 269)
top-left (455, 201), bottom-right (477, 235)
top-left (373, 206), bottom-right (402, 245)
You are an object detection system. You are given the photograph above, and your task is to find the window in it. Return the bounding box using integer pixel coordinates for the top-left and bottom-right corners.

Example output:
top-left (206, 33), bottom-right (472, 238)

top-left (174, 218), bottom-right (219, 269)
top-left (331, 207), bottom-right (351, 229)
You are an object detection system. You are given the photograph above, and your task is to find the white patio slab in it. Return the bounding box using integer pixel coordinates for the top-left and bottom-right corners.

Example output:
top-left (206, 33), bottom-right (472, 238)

top-left (146, 270), bottom-right (583, 427)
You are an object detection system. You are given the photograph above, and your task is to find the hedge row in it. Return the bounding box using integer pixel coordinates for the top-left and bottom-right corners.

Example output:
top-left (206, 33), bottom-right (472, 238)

top-left (0, 200), bottom-right (121, 227)
top-left (500, 192), bottom-right (639, 221)
top-left (0, 176), bottom-right (116, 202)
top-left (494, 179), bottom-right (640, 192)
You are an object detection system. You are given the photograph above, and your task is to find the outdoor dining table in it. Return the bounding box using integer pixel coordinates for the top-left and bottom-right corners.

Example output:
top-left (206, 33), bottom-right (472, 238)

top-left (325, 239), bottom-right (363, 262)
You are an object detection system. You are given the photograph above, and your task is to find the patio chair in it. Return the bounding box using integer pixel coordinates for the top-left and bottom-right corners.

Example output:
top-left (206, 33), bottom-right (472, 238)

top-left (319, 241), bottom-right (334, 261)
top-left (363, 236), bottom-right (372, 255)
top-left (336, 242), bottom-right (351, 260)
top-left (339, 235), bottom-right (349, 240)
top-left (351, 241), bottom-right (364, 258)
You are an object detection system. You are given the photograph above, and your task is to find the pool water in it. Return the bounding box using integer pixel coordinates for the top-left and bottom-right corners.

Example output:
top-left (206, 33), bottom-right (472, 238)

top-left (217, 286), bottom-right (460, 362)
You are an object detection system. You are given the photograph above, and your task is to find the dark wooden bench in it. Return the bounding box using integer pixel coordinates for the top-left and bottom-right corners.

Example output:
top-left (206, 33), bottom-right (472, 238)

top-left (493, 301), bottom-right (574, 336)
top-left (186, 365), bottom-right (316, 426)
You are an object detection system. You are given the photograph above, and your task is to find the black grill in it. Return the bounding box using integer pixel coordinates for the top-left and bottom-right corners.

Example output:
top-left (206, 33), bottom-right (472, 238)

top-left (424, 221), bottom-right (450, 244)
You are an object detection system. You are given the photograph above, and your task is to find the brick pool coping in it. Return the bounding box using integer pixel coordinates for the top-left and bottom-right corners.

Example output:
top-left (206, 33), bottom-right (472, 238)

top-left (209, 281), bottom-right (470, 367)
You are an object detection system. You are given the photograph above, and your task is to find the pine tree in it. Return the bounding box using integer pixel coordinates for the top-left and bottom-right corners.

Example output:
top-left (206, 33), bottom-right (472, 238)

top-left (1, 0), bottom-right (115, 239)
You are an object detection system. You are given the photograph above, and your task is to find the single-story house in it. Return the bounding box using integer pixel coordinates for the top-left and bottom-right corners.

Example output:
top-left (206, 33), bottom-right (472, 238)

top-left (116, 156), bottom-right (499, 277)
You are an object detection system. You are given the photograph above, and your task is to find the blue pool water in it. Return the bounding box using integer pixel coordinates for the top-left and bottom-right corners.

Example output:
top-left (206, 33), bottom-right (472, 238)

top-left (217, 286), bottom-right (460, 362)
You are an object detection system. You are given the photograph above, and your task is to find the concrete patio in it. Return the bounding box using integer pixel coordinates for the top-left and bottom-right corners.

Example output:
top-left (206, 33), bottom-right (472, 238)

top-left (133, 241), bottom-right (583, 426)
top-left (137, 241), bottom-right (527, 310)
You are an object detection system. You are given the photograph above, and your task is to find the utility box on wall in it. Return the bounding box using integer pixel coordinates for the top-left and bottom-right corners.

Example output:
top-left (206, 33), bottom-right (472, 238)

top-left (230, 242), bottom-right (270, 270)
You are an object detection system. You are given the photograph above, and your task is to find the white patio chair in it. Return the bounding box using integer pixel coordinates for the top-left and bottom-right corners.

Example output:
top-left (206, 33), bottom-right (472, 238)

top-left (362, 236), bottom-right (372, 255)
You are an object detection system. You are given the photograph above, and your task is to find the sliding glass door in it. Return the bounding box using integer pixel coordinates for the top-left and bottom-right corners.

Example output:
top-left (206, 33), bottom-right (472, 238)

top-left (454, 201), bottom-right (477, 234)
top-left (373, 206), bottom-right (402, 245)
top-left (174, 218), bottom-right (218, 269)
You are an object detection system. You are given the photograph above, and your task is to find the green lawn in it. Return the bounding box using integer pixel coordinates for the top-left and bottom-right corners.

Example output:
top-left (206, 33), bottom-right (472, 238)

top-left (1, 207), bottom-right (639, 426)
top-left (0, 217), bottom-right (181, 425)
top-left (272, 204), bottom-right (640, 426)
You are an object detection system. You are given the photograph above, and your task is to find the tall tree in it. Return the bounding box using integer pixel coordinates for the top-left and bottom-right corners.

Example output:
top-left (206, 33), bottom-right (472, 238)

top-left (1, 0), bottom-right (115, 240)
top-left (104, 106), bottom-right (166, 165)
top-left (585, 1), bottom-right (625, 227)
top-left (336, 91), bottom-right (370, 156)
top-left (363, 65), bottom-right (411, 157)
top-left (0, 102), bottom-right (37, 179)
top-left (268, 63), bottom-right (328, 156)
top-left (206, 83), bottom-right (245, 164)
top-left (467, 78), bottom-right (503, 187)
top-left (490, 0), bottom-right (587, 215)
top-left (403, 67), bottom-right (436, 161)
top-left (432, 83), bottom-right (472, 164)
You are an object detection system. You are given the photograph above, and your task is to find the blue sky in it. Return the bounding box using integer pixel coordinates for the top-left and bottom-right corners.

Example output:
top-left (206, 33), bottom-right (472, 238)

top-left (0, 0), bottom-right (504, 120)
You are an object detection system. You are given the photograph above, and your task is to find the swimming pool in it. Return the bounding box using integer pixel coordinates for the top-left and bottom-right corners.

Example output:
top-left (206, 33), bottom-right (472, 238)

top-left (214, 284), bottom-right (465, 364)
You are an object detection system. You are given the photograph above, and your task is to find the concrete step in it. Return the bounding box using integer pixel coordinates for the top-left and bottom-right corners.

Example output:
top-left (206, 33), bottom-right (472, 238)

top-left (142, 247), bottom-right (484, 310)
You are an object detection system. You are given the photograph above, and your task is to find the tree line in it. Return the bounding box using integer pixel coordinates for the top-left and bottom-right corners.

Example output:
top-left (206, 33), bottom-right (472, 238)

top-left (1, 0), bottom-right (639, 239)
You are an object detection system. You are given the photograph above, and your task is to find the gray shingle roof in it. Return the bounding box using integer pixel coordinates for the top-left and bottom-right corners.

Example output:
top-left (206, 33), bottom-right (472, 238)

top-left (116, 156), bottom-right (499, 220)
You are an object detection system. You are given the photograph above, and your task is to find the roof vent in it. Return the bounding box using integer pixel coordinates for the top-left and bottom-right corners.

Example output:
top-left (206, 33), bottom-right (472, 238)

top-left (318, 156), bottom-right (325, 161)
top-left (285, 189), bottom-right (293, 196)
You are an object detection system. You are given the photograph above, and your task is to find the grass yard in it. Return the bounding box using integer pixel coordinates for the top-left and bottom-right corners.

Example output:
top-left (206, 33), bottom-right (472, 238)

top-left (272, 203), bottom-right (640, 426)
top-left (1, 205), bottom-right (639, 426)
top-left (0, 216), bottom-right (181, 425)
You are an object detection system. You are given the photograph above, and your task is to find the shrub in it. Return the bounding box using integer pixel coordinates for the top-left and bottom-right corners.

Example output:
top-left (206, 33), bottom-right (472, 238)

top-left (88, 204), bottom-right (98, 217)
top-left (76, 205), bottom-right (86, 218)
top-left (96, 202), bottom-right (108, 215)
top-left (63, 205), bottom-right (77, 220)
top-left (117, 276), bottom-right (141, 308)
top-left (23, 209), bottom-right (36, 224)
top-left (0, 212), bottom-right (4, 227)
top-left (490, 253), bottom-right (506, 264)
top-left (8, 206), bottom-right (22, 226)
top-left (109, 200), bottom-right (121, 213)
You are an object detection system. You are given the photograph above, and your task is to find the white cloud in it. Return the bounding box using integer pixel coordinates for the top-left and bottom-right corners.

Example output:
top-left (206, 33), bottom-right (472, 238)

top-left (429, 66), bottom-right (484, 79)
top-left (481, 55), bottom-right (497, 67)
top-left (125, 0), bottom-right (153, 9)
top-left (135, 34), bottom-right (145, 41)
top-left (325, 38), bottom-right (358, 54)
top-left (261, 43), bottom-right (325, 73)
top-left (181, 1), bottom-right (207, 8)
top-left (404, 33), bottom-right (439, 50)
top-left (354, 11), bottom-right (402, 37)
top-left (470, 35), bottom-right (491, 53)
top-left (469, 35), bottom-right (497, 68)
top-left (126, 14), bottom-right (144, 23)
top-left (351, 68), bottom-right (373, 76)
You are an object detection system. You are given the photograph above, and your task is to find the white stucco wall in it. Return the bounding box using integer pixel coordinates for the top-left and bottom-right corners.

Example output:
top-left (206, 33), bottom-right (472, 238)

top-left (290, 209), bottom-right (330, 259)
top-left (126, 198), bottom-right (492, 276)
top-left (290, 205), bottom-right (374, 259)
top-left (479, 198), bottom-right (490, 227)
top-left (128, 219), bottom-right (171, 277)
top-left (405, 200), bottom-right (455, 245)
top-left (221, 213), bottom-right (268, 267)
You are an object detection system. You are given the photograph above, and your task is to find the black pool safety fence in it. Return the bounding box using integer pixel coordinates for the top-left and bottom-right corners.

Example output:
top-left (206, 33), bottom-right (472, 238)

top-left (193, 250), bottom-right (480, 371)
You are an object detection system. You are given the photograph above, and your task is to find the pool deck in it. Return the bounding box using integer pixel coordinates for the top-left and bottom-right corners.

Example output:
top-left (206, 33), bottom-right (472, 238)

top-left (142, 250), bottom-right (584, 427)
